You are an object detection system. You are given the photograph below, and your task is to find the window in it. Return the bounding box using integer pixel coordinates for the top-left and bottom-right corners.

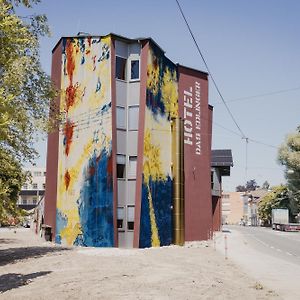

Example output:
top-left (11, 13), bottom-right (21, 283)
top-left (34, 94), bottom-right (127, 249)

top-left (117, 207), bottom-right (125, 229)
top-left (130, 60), bottom-right (139, 80)
top-left (127, 205), bottom-right (135, 230)
top-left (44, 172), bottom-right (47, 176)
top-left (33, 171), bottom-right (42, 176)
top-left (117, 154), bottom-right (126, 179)
top-left (128, 106), bottom-right (139, 130)
top-left (116, 56), bottom-right (126, 80)
top-left (32, 183), bottom-right (38, 189)
top-left (42, 183), bottom-right (46, 189)
top-left (116, 106), bottom-right (126, 129)
top-left (22, 184), bottom-right (28, 190)
top-left (128, 156), bottom-right (137, 178)
top-left (211, 171), bottom-right (214, 189)
top-left (32, 197), bottom-right (38, 205)
top-left (22, 198), bottom-right (27, 205)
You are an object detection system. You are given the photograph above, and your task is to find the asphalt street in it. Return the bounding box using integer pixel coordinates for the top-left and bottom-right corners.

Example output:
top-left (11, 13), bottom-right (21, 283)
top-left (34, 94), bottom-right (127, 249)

top-left (228, 225), bottom-right (300, 265)
top-left (215, 225), bottom-right (300, 299)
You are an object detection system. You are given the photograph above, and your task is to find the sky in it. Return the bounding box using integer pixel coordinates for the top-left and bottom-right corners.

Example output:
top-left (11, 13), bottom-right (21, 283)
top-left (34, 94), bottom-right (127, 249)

top-left (21, 0), bottom-right (300, 191)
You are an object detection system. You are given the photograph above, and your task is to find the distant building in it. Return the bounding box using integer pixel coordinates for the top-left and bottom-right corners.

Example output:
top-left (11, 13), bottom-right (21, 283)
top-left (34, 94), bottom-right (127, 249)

top-left (221, 189), bottom-right (269, 226)
top-left (221, 192), bottom-right (245, 225)
top-left (244, 189), bottom-right (269, 226)
top-left (17, 167), bottom-right (46, 211)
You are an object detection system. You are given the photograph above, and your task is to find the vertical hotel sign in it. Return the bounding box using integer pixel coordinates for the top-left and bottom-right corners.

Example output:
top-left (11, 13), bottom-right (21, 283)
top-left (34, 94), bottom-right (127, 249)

top-left (182, 81), bottom-right (202, 155)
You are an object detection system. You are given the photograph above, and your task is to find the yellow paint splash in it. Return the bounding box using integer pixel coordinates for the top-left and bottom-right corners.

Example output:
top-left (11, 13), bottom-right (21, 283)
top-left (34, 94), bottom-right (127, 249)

top-left (143, 129), bottom-right (166, 247)
top-left (147, 184), bottom-right (160, 247)
top-left (147, 50), bottom-right (160, 95)
top-left (143, 129), bottom-right (166, 185)
top-left (161, 67), bottom-right (178, 119)
top-left (60, 209), bottom-right (82, 245)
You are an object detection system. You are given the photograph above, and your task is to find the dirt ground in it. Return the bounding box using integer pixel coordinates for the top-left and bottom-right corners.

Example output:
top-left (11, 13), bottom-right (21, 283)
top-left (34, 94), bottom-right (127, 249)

top-left (0, 228), bottom-right (280, 300)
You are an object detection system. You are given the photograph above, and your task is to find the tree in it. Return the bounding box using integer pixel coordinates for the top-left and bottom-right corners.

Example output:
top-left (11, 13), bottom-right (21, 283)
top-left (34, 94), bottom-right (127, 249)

top-left (245, 179), bottom-right (258, 191)
top-left (236, 185), bottom-right (246, 192)
top-left (278, 126), bottom-right (300, 217)
top-left (262, 181), bottom-right (270, 190)
top-left (0, 149), bottom-right (25, 224)
top-left (258, 185), bottom-right (286, 224)
top-left (235, 179), bottom-right (258, 192)
top-left (0, 0), bottom-right (55, 222)
top-left (0, 0), bottom-right (55, 162)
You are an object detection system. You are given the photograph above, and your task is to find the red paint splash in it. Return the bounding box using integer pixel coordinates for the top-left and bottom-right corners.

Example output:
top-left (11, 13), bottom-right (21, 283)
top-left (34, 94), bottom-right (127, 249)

top-left (87, 36), bottom-right (92, 48)
top-left (66, 39), bottom-right (75, 84)
top-left (64, 120), bottom-right (75, 156)
top-left (89, 166), bottom-right (95, 177)
top-left (65, 83), bottom-right (79, 111)
top-left (107, 155), bottom-right (113, 175)
top-left (106, 155), bottom-right (113, 189)
top-left (92, 55), bottom-right (96, 71)
top-left (64, 170), bottom-right (71, 190)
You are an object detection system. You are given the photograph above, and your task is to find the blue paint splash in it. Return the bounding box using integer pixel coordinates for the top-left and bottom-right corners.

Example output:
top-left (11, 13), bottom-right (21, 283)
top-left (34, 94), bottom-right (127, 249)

top-left (139, 176), bottom-right (173, 248)
top-left (75, 147), bottom-right (114, 247)
top-left (55, 209), bottom-right (68, 244)
top-left (146, 44), bottom-right (178, 121)
top-left (96, 77), bottom-right (101, 93)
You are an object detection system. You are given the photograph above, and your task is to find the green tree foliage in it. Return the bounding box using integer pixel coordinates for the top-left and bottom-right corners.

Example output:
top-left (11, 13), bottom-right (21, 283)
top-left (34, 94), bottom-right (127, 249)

top-left (236, 179), bottom-right (258, 192)
top-left (258, 185), bottom-right (298, 224)
top-left (278, 126), bottom-right (300, 217)
top-left (236, 185), bottom-right (246, 192)
top-left (0, 0), bottom-right (55, 223)
top-left (0, 150), bottom-right (25, 224)
top-left (262, 181), bottom-right (270, 190)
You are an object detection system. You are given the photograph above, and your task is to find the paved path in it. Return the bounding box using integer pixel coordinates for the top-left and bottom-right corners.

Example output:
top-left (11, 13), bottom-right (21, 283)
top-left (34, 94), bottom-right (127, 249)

top-left (215, 225), bottom-right (300, 299)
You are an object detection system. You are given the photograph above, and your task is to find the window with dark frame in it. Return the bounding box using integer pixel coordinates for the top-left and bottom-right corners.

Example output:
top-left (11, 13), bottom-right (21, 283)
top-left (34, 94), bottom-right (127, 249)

top-left (127, 205), bottom-right (135, 230)
top-left (116, 56), bottom-right (127, 80)
top-left (117, 154), bottom-right (126, 179)
top-left (211, 171), bottom-right (214, 189)
top-left (130, 60), bottom-right (139, 80)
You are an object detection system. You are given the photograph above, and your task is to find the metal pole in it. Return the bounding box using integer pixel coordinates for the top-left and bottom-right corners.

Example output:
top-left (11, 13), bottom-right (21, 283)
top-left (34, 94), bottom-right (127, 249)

top-left (172, 118), bottom-right (185, 245)
top-left (224, 234), bottom-right (228, 260)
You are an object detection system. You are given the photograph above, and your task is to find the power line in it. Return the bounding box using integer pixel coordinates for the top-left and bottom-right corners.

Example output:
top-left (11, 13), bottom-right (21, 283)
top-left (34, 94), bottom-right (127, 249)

top-left (175, 0), bottom-right (280, 153)
top-left (212, 86), bottom-right (300, 105)
top-left (175, 0), bottom-right (246, 139)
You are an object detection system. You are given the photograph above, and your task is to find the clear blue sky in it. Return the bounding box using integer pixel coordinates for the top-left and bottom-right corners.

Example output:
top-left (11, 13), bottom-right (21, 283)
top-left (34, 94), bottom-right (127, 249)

top-left (24, 0), bottom-right (300, 191)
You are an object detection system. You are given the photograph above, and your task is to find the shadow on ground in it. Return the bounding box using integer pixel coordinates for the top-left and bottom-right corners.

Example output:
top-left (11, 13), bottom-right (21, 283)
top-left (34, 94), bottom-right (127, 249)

top-left (0, 246), bottom-right (70, 267)
top-left (0, 271), bottom-right (51, 293)
top-left (0, 238), bottom-right (19, 244)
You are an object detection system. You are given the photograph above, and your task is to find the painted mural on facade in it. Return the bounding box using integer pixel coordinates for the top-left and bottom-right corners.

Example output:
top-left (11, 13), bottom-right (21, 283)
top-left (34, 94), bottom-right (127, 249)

top-left (56, 36), bottom-right (114, 247)
top-left (139, 43), bottom-right (178, 248)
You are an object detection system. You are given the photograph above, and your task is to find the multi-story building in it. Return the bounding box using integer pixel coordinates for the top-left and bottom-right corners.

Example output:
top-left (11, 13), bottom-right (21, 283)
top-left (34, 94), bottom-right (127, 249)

top-left (211, 149), bottom-right (233, 230)
top-left (221, 192), bottom-right (245, 225)
top-left (45, 33), bottom-right (232, 248)
top-left (221, 189), bottom-right (268, 226)
top-left (18, 167), bottom-right (46, 210)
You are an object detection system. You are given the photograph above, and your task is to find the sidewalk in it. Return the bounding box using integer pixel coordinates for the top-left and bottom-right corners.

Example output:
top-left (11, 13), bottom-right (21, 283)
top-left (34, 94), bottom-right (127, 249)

top-left (0, 228), bottom-right (279, 299)
top-left (215, 226), bottom-right (300, 299)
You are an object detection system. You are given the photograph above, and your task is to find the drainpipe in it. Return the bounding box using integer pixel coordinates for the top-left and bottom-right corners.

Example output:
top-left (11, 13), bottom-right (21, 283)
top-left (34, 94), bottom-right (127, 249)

top-left (172, 117), bottom-right (185, 245)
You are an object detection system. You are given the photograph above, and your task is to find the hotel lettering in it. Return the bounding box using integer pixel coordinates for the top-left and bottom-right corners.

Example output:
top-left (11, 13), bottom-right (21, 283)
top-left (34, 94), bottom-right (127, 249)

top-left (183, 81), bottom-right (202, 155)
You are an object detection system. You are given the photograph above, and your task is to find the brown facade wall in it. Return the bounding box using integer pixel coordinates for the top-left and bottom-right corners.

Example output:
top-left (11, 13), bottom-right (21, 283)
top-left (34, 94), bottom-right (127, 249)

top-left (110, 38), bottom-right (118, 246)
top-left (212, 196), bottom-right (221, 231)
top-left (133, 41), bottom-right (149, 248)
top-left (178, 66), bottom-right (213, 241)
top-left (44, 42), bottom-right (62, 240)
